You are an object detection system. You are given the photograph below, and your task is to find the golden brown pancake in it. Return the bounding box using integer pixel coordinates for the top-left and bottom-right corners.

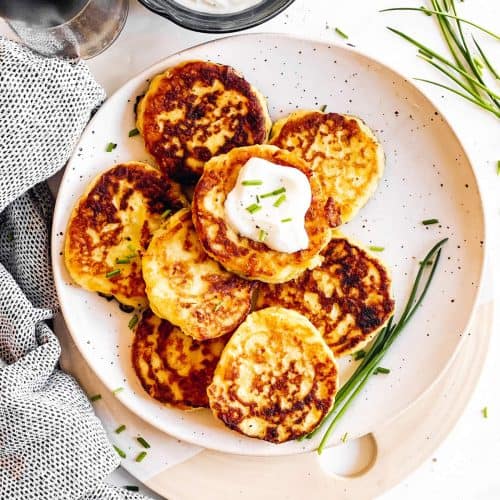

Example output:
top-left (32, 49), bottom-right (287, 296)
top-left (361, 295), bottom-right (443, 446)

top-left (270, 111), bottom-right (384, 223)
top-left (136, 60), bottom-right (272, 183)
top-left (132, 309), bottom-right (229, 410)
top-left (64, 162), bottom-right (186, 308)
top-left (192, 145), bottom-right (341, 284)
top-left (256, 234), bottom-right (394, 356)
top-left (142, 208), bottom-right (256, 340)
top-left (208, 307), bottom-right (338, 443)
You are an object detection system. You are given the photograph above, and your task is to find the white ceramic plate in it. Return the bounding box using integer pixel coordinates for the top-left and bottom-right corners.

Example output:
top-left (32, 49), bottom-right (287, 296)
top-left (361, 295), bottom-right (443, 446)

top-left (52, 33), bottom-right (485, 456)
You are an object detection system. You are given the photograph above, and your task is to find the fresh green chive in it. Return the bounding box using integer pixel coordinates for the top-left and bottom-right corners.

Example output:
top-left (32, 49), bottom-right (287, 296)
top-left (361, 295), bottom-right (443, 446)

top-left (241, 180), bottom-right (263, 186)
top-left (261, 187), bottom-right (286, 198)
top-left (213, 301), bottom-right (223, 312)
top-left (128, 128), bottom-right (140, 137)
top-left (90, 394), bottom-right (102, 402)
top-left (246, 203), bottom-right (262, 214)
top-left (125, 486), bottom-right (139, 492)
top-left (258, 229), bottom-right (268, 242)
top-left (353, 350), bottom-right (366, 361)
top-left (422, 218), bottom-right (439, 225)
top-left (375, 366), bottom-right (391, 374)
top-left (341, 432), bottom-right (348, 443)
top-left (161, 208), bottom-right (172, 218)
top-left (116, 258), bottom-right (130, 264)
top-left (127, 244), bottom-right (136, 252)
top-left (136, 437), bottom-right (151, 449)
top-left (106, 142), bottom-right (117, 152)
top-left (369, 246), bottom-right (385, 252)
top-left (335, 27), bottom-right (349, 39)
top-left (497, 160), bottom-right (500, 175)
top-left (112, 387), bottom-right (124, 395)
top-left (106, 269), bottom-right (121, 278)
top-left (273, 194), bottom-right (287, 207)
top-left (128, 315), bottom-right (139, 330)
top-left (115, 424), bottom-right (126, 434)
top-left (256, 195), bottom-right (260, 203)
top-left (320, 104), bottom-right (327, 112)
top-left (482, 406), bottom-right (488, 418)
top-left (113, 445), bottom-right (126, 459)
top-left (281, 217), bottom-right (293, 223)
top-left (420, 5), bottom-right (432, 16)
top-left (135, 451), bottom-right (147, 462)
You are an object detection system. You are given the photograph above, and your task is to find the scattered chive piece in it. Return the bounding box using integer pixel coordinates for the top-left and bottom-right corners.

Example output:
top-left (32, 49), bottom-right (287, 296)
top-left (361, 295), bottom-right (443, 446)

top-left (261, 187), bottom-right (286, 198)
top-left (246, 203), bottom-right (262, 214)
top-left (281, 217), bottom-right (293, 223)
top-left (241, 180), bottom-right (263, 186)
top-left (353, 350), bottom-right (366, 361)
top-left (335, 27), bottom-right (349, 39)
top-left (213, 301), bottom-right (223, 312)
top-left (128, 128), bottom-right (140, 137)
top-left (90, 394), bottom-right (102, 402)
top-left (116, 258), bottom-right (130, 264)
top-left (7, 232), bottom-right (14, 242)
top-left (106, 269), bottom-right (121, 278)
top-left (273, 194), bottom-right (287, 207)
top-left (422, 218), bottom-right (439, 225)
top-left (113, 445), bottom-right (126, 459)
top-left (105, 142), bottom-right (117, 152)
top-left (115, 424), bottom-right (126, 434)
top-left (127, 244), bottom-right (136, 252)
top-left (341, 432), bottom-right (348, 443)
top-left (161, 208), bottom-right (172, 218)
top-left (128, 314), bottom-right (139, 330)
top-left (256, 195), bottom-right (260, 203)
top-left (375, 366), bottom-right (391, 374)
top-left (135, 451), bottom-right (147, 462)
top-left (482, 406), bottom-right (488, 418)
top-left (136, 436), bottom-right (151, 449)
top-left (112, 387), bottom-right (124, 395)
top-left (258, 229), bottom-right (267, 242)
top-left (497, 160), bottom-right (500, 175)
top-left (369, 246), bottom-right (385, 252)
top-left (320, 104), bottom-right (328, 112)
top-left (125, 486), bottom-right (139, 492)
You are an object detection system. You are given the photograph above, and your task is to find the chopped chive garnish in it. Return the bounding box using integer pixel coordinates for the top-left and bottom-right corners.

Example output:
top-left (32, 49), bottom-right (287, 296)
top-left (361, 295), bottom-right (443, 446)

top-left (105, 142), bottom-right (117, 152)
top-left (497, 161), bottom-right (500, 175)
top-left (213, 301), bottom-right (223, 312)
top-left (369, 246), bottom-right (385, 252)
top-left (127, 244), bottom-right (136, 252)
top-left (258, 229), bottom-right (268, 242)
top-left (90, 394), bottom-right (102, 402)
top-left (128, 314), bottom-right (139, 330)
top-left (273, 194), bottom-right (287, 207)
top-left (261, 187), bottom-right (286, 198)
top-left (242, 180), bottom-right (263, 186)
top-left (7, 232), bottom-right (14, 242)
top-left (125, 486), bottom-right (139, 492)
top-left (116, 258), bottom-right (130, 264)
top-left (136, 436), bottom-right (151, 449)
top-left (335, 27), bottom-right (349, 39)
top-left (482, 406), bottom-right (488, 418)
top-left (112, 387), bottom-right (124, 395)
top-left (341, 432), bottom-right (348, 443)
top-left (281, 217), bottom-right (293, 223)
top-left (246, 203), bottom-right (262, 214)
top-left (353, 350), bottom-right (366, 361)
top-left (135, 451), bottom-right (147, 462)
top-left (106, 269), bottom-right (121, 278)
top-left (320, 104), bottom-right (328, 112)
top-left (375, 366), bottom-right (391, 374)
top-left (113, 445), bottom-right (126, 459)
top-left (161, 208), bottom-right (172, 218)
top-left (256, 195), bottom-right (260, 203)
top-left (115, 424), bottom-right (126, 434)
top-left (422, 218), bottom-right (439, 225)
top-left (128, 128), bottom-right (140, 137)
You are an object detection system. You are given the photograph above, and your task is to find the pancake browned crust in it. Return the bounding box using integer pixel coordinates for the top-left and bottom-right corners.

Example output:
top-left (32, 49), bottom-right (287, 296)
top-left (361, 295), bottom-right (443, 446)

top-left (256, 234), bottom-right (395, 356)
top-left (192, 145), bottom-right (341, 284)
top-left (270, 111), bottom-right (384, 223)
top-left (132, 309), bottom-right (229, 410)
top-left (142, 208), bottom-right (256, 340)
top-left (207, 307), bottom-right (338, 443)
top-left (136, 60), bottom-right (272, 183)
top-left (64, 162), bottom-right (186, 308)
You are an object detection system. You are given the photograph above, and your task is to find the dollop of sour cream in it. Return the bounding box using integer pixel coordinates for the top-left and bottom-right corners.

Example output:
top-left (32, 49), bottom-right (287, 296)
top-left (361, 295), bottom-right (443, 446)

top-left (224, 157), bottom-right (312, 253)
top-left (174, 0), bottom-right (261, 14)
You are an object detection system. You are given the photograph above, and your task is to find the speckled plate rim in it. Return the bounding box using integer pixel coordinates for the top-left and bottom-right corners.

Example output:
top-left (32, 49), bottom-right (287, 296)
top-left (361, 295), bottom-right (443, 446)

top-left (52, 32), bottom-right (487, 456)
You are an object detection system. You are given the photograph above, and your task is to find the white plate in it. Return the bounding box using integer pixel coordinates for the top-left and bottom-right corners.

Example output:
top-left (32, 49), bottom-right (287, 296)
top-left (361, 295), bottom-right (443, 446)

top-left (52, 33), bottom-right (485, 456)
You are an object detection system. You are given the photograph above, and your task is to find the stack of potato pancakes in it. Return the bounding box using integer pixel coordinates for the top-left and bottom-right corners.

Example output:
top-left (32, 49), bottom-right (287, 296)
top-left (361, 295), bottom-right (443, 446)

top-left (65, 61), bottom-right (394, 444)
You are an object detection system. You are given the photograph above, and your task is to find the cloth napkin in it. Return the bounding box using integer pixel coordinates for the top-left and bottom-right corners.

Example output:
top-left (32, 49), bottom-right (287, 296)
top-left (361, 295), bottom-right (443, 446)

top-left (0, 36), bottom-right (150, 499)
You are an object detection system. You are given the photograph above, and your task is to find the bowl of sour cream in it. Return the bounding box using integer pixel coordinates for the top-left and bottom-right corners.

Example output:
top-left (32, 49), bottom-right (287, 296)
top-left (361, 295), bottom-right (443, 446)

top-left (137, 0), bottom-right (296, 33)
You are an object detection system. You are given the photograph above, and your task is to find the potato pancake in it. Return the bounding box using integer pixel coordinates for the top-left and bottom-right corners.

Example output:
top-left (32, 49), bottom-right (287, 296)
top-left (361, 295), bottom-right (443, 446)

top-left (270, 111), bottom-right (384, 223)
top-left (192, 145), bottom-right (341, 284)
top-left (64, 162), bottom-right (186, 308)
top-left (142, 208), bottom-right (256, 340)
top-left (256, 234), bottom-right (395, 356)
top-left (136, 60), bottom-right (272, 183)
top-left (208, 307), bottom-right (338, 443)
top-left (132, 309), bottom-right (229, 410)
